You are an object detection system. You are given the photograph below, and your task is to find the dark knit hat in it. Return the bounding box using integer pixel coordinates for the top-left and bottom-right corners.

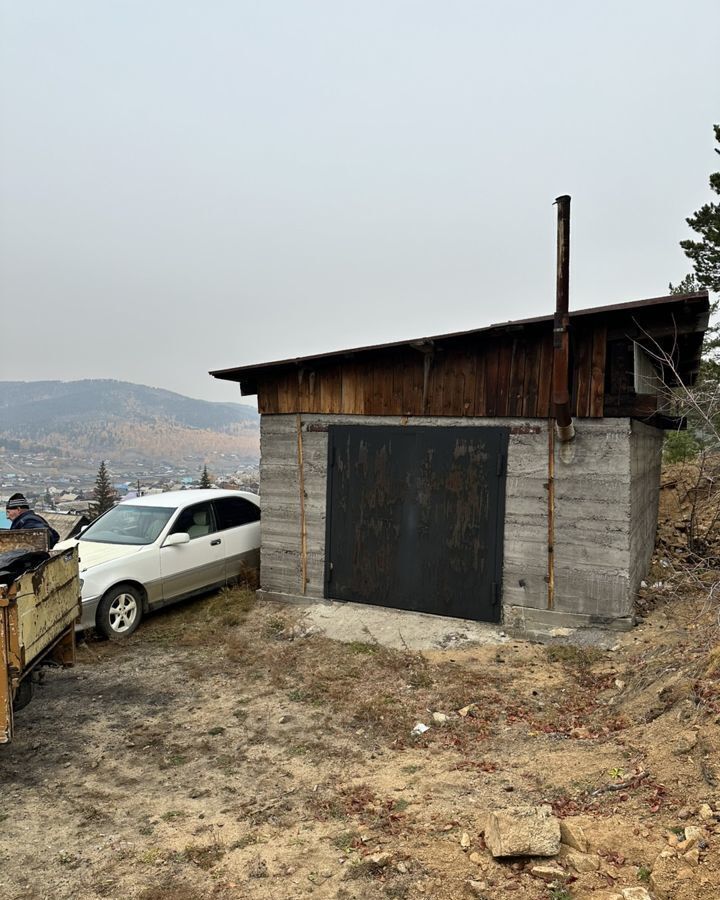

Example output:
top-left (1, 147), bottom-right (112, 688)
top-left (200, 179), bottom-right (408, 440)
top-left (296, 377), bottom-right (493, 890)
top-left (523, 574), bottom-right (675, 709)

top-left (6, 492), bottom-right (30, 510)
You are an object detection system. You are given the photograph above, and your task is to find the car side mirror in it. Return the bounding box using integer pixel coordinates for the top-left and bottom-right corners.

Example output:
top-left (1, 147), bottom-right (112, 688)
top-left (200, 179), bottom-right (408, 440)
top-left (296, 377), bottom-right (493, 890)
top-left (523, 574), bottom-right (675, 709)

top-left (163, 532), bottom-right (190, 547)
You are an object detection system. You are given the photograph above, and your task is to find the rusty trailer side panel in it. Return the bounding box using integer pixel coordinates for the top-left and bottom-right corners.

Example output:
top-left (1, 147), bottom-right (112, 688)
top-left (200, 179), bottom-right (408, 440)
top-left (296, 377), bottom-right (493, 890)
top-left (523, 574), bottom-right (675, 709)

top-left (14, 550), bottom-right (80, 668)
top-left (1, 535), bottom-right (80, 744)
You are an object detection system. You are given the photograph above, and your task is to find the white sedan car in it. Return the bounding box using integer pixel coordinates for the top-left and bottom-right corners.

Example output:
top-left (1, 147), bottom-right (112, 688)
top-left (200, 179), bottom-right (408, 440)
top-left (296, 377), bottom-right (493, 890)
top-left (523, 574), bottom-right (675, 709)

top-left (55, 489), bottom-right (260, 638)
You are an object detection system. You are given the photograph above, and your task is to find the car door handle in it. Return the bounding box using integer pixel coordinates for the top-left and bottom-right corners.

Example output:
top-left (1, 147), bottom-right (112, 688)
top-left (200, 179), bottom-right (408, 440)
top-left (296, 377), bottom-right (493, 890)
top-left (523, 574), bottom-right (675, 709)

top-left (210, 539), bottom-right (221, 546)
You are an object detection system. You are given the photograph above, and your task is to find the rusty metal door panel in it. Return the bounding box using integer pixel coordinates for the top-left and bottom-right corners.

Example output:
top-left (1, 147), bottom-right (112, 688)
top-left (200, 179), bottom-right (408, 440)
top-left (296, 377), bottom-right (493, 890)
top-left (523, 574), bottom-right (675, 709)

top-left (325, 425), bottom-right (507, 622)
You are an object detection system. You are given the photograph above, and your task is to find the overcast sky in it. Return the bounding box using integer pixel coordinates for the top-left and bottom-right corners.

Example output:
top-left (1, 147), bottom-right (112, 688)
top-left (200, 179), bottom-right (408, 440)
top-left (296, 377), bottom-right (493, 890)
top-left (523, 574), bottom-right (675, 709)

top-left (1, 1), bottom-right (718, 405)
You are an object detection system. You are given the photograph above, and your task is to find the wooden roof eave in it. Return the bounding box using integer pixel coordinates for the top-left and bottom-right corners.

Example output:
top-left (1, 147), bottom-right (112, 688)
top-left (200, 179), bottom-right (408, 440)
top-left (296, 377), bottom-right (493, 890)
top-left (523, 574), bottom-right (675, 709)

top-left (211, 292), bottom-right (710, 396)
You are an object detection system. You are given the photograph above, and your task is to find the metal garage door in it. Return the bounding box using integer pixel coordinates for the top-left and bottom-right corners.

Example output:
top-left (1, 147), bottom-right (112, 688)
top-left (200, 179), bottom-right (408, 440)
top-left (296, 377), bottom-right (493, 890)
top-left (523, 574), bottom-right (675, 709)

top-left (324, 425), bottom-right (508, 622)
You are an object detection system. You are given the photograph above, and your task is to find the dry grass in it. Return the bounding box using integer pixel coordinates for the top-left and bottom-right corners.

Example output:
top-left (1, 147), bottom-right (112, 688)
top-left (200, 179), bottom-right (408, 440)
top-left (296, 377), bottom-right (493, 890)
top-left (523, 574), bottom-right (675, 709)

top-left (181, 839), bottom-right (226, 870)
top-left (10, 561), bottom-right (720, 899)
top-left (136, 883), bottom-right (207, 900)
top-left (144, 583), bottom-right (257, 646)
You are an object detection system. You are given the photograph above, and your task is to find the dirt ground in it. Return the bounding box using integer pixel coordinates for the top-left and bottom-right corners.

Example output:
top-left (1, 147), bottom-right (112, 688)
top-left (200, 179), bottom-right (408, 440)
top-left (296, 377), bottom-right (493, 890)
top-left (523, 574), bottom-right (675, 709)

top-left (2, 557), bottom-right (720, 900)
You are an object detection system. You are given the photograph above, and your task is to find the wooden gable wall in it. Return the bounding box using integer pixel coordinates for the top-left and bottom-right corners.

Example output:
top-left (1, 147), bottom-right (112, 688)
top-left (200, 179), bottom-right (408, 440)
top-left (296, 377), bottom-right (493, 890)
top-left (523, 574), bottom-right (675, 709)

top-left (257, 323), bottom-right (612, 418)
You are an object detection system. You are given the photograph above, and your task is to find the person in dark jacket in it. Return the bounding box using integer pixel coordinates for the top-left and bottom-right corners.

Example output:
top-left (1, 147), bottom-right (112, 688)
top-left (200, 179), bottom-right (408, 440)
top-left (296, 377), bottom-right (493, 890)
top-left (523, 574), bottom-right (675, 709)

top-left (6, 493), bottom-right (59, 548)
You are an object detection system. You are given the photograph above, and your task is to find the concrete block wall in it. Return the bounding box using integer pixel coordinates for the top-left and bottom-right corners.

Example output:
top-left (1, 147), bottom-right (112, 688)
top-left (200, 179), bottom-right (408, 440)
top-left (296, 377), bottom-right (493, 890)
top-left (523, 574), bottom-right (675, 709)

top-left (629, 421), bottom-right (664, 593)
top-left (504, 419), bottom-right (635, 635)
top-left (258, 414), bottom-right (662, 634)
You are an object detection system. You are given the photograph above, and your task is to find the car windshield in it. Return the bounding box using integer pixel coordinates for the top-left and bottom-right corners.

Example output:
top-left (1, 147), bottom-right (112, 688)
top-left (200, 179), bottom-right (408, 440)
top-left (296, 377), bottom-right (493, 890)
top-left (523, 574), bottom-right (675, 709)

top-left (81, 505), bottom-right (175, 545)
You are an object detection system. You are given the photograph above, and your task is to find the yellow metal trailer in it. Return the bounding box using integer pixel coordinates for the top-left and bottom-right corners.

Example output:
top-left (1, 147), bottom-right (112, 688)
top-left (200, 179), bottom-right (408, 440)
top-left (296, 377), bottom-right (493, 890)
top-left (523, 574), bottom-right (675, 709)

top-left (0, 530), bottom-right (80, 744)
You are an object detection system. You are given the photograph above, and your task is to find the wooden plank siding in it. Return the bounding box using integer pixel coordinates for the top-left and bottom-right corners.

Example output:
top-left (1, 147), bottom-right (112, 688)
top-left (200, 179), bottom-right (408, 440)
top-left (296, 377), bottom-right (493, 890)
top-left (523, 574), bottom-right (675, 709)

top-left (222, 293), bottom-right (709, 417)
top-left (257, 325), bottom-right (616, 418)
top-left (590, 326), bottom-right (607, 418)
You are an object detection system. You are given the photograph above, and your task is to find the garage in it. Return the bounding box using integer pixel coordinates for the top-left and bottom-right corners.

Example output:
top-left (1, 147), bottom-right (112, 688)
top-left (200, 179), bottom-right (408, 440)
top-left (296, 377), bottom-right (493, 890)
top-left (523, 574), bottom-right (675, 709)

top-left (211, 290), bottom-right (709, 636)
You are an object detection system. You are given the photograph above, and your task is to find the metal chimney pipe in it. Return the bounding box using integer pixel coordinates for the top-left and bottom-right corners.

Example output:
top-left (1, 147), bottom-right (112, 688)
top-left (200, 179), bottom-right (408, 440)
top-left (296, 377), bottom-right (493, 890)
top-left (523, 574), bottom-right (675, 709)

top-left (553, 194), bottom-right (575, 442)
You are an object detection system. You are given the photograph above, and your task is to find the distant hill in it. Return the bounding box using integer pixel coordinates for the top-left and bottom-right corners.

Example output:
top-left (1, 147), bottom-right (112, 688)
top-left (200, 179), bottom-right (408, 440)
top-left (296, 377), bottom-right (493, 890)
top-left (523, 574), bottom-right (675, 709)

top-left (0, 379), bottom-right (260, 464)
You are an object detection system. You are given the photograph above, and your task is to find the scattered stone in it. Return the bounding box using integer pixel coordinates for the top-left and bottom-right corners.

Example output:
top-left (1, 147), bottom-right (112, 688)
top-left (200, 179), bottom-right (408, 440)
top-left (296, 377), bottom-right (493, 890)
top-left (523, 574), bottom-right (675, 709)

top-left (675, 730), bottom-right (698, 753)
top-left (432, 712), bottom-right (449, 725)
top-left (699, 803), bottom-right (715, 821)
top-left (411, 722), bottom-right (430, 736)
top-left (469, 852), bottom-right (483, 865)
top-left (460, 832), bottom-right (471, 849)
top-left (651, 854), bottom-right (679, 896)
top-left (458, 704), bottom-right (478, 717)
top-left (620, 888), bottom-right (652, 900)
top-left (396, 861), bottom-right (408, 874)
top-left (276, 624), bottom-right (319, 641)
top-left (678, 826), bottom-right (703, 851)
top-left (677, 807), bottom-right (692, 820)
top-left (530, 864), bottom-right (565, 882)
top-left (683, 848), bottom-right (700, 867)
top-left (559, 818), bottom-right (588, 852)
top-left (615, 679), bottom-right (626, 690)
top-left (467, 881), bottom-right (488, 897)
top-left (564, 850), bottom-right (600, 873)
top-left (485, 805), bottom-right (561, 858)
top-left (370, 851), bottom-right (392, 867)
top-left (278, 715), bottom-right (291, 724)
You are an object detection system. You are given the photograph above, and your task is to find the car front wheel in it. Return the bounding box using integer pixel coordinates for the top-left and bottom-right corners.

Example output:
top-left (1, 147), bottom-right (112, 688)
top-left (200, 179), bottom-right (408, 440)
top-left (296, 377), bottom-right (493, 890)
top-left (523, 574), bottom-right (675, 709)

top-left (96, 584), bottom-right (143, 639)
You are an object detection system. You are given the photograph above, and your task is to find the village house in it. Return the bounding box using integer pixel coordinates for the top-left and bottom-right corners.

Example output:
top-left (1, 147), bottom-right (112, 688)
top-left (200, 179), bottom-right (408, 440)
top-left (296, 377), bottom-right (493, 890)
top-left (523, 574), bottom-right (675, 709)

top-left (211, 291), bottom-right (709, 637)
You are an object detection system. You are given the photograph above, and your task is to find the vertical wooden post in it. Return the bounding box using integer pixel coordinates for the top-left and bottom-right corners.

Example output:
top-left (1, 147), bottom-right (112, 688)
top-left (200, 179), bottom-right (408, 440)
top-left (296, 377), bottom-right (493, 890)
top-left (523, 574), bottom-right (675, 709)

top-left (547, 420), bottom-right (555, 609)
top-left (296, 414), bottom-right (308, 595)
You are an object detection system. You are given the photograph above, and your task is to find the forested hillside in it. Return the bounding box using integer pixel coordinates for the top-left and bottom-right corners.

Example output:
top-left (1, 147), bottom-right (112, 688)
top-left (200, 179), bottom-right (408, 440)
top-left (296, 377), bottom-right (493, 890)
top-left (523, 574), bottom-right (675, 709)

top-left (0, 380), bottom-right (259, 463)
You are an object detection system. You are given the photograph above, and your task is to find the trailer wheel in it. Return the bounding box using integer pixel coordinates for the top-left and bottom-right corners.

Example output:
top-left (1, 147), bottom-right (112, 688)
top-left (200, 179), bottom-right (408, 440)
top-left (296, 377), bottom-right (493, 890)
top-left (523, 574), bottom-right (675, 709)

top-left (96, 584), bottom-right (143, 639)
top-left (13, 678), bottom-right (34, 712)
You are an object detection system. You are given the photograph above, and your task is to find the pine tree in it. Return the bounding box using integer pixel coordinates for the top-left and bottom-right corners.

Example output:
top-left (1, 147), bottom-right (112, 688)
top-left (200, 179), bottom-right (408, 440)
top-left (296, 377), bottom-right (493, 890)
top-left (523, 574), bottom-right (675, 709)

top-left (90, 460), bottom-right (117, 519)
top-left (665, 125), bottom-right (720, 461)
top-left (668, 273), bottom-right (700, 295)
top-left (200, 465), bottom-right (212, 488)
top-left (678, 124), bottom-right (720, 292)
